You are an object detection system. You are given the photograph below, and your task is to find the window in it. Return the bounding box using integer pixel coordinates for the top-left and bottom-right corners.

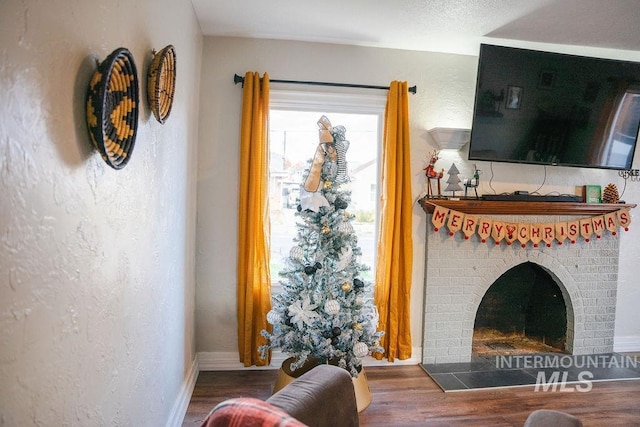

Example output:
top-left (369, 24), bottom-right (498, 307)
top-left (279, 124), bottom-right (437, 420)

top-left (268, 90), bottom-right (385, 291)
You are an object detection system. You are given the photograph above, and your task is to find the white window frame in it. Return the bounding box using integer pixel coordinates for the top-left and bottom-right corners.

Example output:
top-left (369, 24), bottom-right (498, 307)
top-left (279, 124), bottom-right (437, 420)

top-left (269, 89), bottom-right (387, 293)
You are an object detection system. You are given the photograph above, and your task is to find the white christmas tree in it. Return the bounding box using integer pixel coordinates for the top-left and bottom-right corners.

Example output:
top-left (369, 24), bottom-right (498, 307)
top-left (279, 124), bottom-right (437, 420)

top-left (260, 116), bottom-right (384, 377)
top-left (444, 163), bottom-right (463, 197)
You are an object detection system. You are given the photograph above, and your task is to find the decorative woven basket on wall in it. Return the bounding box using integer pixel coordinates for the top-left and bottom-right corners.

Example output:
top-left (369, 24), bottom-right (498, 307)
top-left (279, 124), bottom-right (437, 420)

top-left (147, 45), bottom-right (176, 124)
top-left (86, 47), bottom-right (139, 169)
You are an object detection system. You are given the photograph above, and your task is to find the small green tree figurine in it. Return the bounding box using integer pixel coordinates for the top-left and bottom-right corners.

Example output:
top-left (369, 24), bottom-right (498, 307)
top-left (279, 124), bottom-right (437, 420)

top-left (260, 115), bottom-right (384, 377)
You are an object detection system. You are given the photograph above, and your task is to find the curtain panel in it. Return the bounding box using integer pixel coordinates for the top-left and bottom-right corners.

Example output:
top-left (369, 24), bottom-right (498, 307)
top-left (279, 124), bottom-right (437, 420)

top-left (374, 81), bottom-right (413, 361)
top-left (237, 72), bottom-right (272, 366)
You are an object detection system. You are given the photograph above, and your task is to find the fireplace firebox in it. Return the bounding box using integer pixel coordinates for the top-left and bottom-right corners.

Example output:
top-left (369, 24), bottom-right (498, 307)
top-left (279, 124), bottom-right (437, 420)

top-left (473, 262), bottom-right (567, 356)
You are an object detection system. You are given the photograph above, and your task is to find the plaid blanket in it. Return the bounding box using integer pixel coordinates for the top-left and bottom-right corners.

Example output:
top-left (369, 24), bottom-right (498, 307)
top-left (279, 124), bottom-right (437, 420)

top-left (201, 397), bottom-right (308, 427)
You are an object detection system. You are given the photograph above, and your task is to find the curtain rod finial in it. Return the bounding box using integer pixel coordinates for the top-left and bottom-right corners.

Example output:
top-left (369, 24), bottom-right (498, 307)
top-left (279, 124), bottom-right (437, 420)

top-left (409, 85), bottom-right (417, 94)
top-left (234, 74), bottom-right (245, 86)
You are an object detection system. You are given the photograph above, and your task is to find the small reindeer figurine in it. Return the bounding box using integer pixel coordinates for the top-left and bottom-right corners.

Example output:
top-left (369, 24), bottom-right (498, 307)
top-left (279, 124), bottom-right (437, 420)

top-left (464, 164), bottom-right (481, 199)
top-left (423, 150), bottom-right (444, 198)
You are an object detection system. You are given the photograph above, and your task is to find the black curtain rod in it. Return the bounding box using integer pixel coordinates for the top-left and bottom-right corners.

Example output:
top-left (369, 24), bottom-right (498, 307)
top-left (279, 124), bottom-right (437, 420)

top-left (233, 73), bottom-right (416, 94)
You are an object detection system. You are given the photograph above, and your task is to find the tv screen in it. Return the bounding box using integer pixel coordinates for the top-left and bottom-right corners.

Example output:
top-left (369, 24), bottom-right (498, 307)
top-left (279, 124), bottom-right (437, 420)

top-left (468, 44), bottom-right (640, 170)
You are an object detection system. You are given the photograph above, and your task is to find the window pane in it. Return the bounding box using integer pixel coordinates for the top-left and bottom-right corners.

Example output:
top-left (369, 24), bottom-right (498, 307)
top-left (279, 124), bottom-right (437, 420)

top-left (269, 111), bottom-right (380, 288)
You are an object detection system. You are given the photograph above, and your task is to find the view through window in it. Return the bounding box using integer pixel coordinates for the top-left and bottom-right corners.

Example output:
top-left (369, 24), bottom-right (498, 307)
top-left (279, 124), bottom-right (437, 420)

top-left (269, 109), bottom-right (381, 289)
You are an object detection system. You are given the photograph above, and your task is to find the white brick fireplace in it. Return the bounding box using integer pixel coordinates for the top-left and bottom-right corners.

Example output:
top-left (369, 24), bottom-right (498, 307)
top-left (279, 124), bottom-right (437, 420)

top-left (421, 210), bottom-right (621, 365)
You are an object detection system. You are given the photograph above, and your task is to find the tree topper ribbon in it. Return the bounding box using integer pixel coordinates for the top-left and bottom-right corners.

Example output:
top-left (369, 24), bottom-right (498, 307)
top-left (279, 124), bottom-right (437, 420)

top-left (303, 115), bottom-right (349, 191)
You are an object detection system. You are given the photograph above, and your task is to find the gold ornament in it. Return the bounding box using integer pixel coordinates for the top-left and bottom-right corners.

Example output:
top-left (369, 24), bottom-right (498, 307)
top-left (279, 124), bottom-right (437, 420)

top-left (323, 180), bottom-right (333, 189)
top-left (342, 282), bottom-right (351, 292)
top-left (322, 225), bottom-right (330, 234)
top-left (353, 323), bottom-right (362, 330)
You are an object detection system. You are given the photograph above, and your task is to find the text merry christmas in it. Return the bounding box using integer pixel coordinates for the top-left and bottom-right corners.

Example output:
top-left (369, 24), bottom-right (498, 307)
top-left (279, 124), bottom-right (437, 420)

top-left (429, 203), bottom-right (632, 247)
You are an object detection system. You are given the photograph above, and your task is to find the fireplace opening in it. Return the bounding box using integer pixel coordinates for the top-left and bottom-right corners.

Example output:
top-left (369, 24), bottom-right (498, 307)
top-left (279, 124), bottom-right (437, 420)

top-left (473, 262), bottom-right (567, 356)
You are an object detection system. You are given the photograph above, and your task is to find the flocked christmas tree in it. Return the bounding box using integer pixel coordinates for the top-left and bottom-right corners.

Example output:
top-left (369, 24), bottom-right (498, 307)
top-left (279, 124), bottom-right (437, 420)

top-left (260, 115), bottom-right (384, 377)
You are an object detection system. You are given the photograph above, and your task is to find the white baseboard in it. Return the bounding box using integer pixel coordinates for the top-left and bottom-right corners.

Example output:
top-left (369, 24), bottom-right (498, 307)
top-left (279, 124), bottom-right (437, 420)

top-left (166, 357), bottom-right (200, 427)
top-left (614, 336), bottom-right (640, 352)
top-left (196, 351), bottom-right (286, 370)
top-left (362, 346), bottom-right (422, 366)
top-left (196, 347), bottom-right (422, 371)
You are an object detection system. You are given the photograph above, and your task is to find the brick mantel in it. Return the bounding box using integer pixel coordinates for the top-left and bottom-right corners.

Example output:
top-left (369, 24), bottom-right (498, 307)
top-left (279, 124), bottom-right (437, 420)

top-left (419, 199), bottom-right (635, 365)
top-left (419, 198), bottom-right (636, 216)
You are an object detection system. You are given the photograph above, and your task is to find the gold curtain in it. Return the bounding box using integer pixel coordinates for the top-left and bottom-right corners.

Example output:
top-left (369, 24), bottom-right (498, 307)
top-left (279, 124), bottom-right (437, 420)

top-left (237, 72), bottom-right (272, 366)
top-left (374, 81), bottom-right (413, 361)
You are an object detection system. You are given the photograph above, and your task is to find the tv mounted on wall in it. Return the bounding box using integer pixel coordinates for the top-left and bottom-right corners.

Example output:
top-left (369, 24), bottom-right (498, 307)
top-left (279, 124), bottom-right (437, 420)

top-left (468, 44), bottom-right (640, 170)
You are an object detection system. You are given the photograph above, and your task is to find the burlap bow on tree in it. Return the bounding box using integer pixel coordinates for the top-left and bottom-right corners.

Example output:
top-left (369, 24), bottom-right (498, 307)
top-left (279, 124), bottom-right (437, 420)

top-left (303, 115), bottom-right (350, 192)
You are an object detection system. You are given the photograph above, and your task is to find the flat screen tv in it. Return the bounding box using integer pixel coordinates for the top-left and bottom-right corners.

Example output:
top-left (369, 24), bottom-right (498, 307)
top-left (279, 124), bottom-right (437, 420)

top-left (468, 44), bottom-right (640, 170)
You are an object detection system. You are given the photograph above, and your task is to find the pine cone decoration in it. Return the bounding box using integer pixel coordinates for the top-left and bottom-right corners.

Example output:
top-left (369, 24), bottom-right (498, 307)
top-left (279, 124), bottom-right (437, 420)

top-left (602, 183), bottom-right (619, 204)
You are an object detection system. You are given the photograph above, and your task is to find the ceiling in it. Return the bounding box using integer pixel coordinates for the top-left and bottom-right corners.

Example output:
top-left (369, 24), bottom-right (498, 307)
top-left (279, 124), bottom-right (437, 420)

top-left (191, 0), bottom-right (640, 56)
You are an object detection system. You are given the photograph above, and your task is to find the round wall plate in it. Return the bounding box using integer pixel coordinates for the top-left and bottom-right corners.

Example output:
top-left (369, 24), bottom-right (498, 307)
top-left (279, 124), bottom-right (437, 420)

top-left (86, 47), bottom-right (139, 169)
top-left (147, 45), bottom-right (176, 124)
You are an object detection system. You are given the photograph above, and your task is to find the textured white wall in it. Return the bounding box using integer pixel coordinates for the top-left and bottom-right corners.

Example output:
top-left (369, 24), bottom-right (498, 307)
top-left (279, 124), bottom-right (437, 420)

top-left (196, 36), bottom-right (640, 359)
top-left (0, 0), bottom-right (201, 425)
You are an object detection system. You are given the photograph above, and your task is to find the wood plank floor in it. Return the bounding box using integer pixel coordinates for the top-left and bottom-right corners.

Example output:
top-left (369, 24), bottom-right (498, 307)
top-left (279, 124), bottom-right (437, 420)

top-left (183, 363), bottom-right (640, 426)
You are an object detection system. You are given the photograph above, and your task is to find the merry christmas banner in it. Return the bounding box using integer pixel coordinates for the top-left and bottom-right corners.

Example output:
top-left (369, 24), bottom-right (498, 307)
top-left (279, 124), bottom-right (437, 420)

top-left (429, 203), bottom-right (632, 247)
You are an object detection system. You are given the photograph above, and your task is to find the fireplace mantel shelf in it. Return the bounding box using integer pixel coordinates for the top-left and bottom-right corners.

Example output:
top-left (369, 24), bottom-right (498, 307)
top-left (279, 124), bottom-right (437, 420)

top-left (419, 198), bottom-right (636, 216)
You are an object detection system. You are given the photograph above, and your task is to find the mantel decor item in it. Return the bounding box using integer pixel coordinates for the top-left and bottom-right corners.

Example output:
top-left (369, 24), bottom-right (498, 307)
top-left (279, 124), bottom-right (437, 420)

top-left (86, 47), bottom-right (139, 169)
top-left (602, 183), bottom-right (620, 204)
top-left (147, 45), bottom-right (176, 124)
top-left (426, 200), bottom-right (633, 247)
top-left (583, 185), bottom-right (602, 203)
top-left (423, 149), bottom-right (444, 198)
